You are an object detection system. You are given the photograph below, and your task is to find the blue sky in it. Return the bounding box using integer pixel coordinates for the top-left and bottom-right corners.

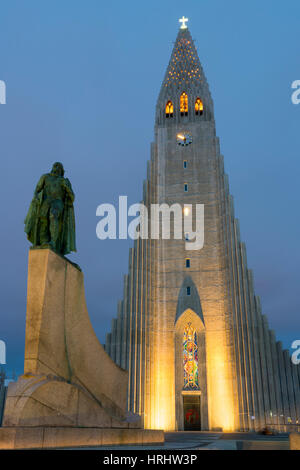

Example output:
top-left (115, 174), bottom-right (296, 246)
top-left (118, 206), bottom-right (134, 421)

top-left (0, 0), bottom-right (299, 375)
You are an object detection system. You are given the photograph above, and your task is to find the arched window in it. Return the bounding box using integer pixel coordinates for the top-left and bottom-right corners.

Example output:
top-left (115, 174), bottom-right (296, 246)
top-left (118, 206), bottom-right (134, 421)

top-left (183, 322), bottom-right (199, 389)
top-left (195, 98), bottom-right (203, 116)
top-left (180, 92), bottom-right (188, 116)
top-left (165, 100), bottom-right (174, 118)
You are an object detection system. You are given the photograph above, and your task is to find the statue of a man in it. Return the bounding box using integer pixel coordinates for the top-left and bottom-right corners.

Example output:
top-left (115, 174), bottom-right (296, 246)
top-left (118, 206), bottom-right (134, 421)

top-left (24, 162), bottom-right (76, 255)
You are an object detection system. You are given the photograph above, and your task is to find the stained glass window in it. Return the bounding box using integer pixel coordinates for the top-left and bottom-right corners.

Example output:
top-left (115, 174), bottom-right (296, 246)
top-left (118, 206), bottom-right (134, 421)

top-left (183, 322), bottom-right (199, 389)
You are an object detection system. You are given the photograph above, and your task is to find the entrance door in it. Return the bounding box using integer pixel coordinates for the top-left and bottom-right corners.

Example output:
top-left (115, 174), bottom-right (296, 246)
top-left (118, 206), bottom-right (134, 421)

top-left (183, 395), bottom-right (201, 430)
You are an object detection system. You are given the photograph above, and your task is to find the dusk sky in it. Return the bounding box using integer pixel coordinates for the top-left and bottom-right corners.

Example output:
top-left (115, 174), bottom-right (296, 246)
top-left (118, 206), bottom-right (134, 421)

top-left (0, 0), bottom-right (299, 376)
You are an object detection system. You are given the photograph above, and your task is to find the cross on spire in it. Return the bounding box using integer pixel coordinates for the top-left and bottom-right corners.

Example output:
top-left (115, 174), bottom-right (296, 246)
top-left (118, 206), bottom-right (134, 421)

top-left (179, 16), bottom-right (188, 29)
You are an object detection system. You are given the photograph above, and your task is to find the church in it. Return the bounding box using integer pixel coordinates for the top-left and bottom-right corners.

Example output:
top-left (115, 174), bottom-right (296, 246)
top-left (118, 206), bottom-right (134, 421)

top-left (104, 18), bottom-right (300, 432)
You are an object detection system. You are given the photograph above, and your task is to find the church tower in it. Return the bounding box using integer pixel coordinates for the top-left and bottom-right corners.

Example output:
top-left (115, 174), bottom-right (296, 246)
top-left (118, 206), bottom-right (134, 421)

top-left (105, 19), bottom-right (300, 432)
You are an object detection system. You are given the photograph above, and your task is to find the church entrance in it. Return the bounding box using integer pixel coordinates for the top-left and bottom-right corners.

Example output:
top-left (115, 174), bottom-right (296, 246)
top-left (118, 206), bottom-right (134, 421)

top-left (183, 395), bottom-right (201, 430)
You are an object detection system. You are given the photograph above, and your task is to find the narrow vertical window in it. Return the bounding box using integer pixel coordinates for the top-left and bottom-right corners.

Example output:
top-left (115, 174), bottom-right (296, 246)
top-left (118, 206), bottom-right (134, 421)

top-left (184, 183), bottom-right (188, 192)
top-left (186, 286), bottom-right (191, 295)
top-left (165, 100), bottom-right (174, 118)
top-left (186, 258), bottom-right (190, 268)
top-left (183, 160), bottom-right (187, 169)
top-left (180, 92), bottom-right (188, 116)
top-left (195, 98), bottom-right (203, 116)
top-left (183, 322), bottom-right (199, 389)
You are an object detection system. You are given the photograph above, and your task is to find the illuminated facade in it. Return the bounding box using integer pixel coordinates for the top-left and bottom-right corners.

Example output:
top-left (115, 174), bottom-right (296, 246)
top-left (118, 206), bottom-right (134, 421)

top-left (105, 23), bottom-right (300, 431)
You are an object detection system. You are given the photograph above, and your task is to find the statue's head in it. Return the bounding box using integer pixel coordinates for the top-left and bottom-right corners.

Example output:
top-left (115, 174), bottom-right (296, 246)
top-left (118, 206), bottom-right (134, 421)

top-left (51, 162), bottom-right (65, 177)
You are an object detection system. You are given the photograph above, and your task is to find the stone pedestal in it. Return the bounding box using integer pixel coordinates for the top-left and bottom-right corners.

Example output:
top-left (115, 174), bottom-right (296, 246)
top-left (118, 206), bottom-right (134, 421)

top-left (290, 433), bottom-right (300, 450)
top-left (0, 250), bottom-right (163, 448)
top-left (0, 427), bottom-right (164, 449)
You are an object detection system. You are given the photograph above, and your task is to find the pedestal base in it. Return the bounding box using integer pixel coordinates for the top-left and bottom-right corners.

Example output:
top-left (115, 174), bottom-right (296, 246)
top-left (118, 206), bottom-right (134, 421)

top-left (290, 433), bottom-right (300, 450)
top-left (0, 250), bottom-right (164, 448)
top-left (0, 426), bottom-right (164, 449)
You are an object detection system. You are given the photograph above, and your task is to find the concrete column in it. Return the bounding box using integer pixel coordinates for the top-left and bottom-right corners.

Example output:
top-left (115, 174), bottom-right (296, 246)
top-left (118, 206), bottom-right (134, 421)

top-left (105, 332), bottom-right (111, 356)
top-left (115, 301), bottom-right (123, 367)
top-left (269, 330), bottom-right (283, 430)
top-left (135, 237), bottom-right (142, 415)
top-left (262, 315), bottom-right (277, 427)
top-left (277, 341), bottom-right (290, 430)
top-left (140, 237), bottom-right (147, 420)
top-left (232, 219), bottom-right (248, 430)
top-left (127, 248), bottom-right (134, 411)
top-left (223, 189), bottom-right (241, 432)
top-left (284, 350), bottom-right (297, 429)
top-left (110, 318), bottom-right (117, 363)
top-left (247, 270), bottom-right (265, 430)
top-left (145, 214), bottom-right (154, 427)
top-left (226, 197), bottom-right (245, 431)
top-left (144, 176), bottom-right (152, 428)
top-left (291, 362), bottom-right (300, 426)
top-left (121, 275), bottom-right (129, 370)
top-left (255, 298), bottom-right (270, 426)
top-left (129, 239), bottom-right (139, 413)
top-left (239, 244), bottom-right (256, 430)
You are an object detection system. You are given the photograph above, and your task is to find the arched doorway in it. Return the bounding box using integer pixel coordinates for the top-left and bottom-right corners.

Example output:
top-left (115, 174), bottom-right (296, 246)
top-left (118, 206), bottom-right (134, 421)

top-left (174, 308), bottom-right (208, 431)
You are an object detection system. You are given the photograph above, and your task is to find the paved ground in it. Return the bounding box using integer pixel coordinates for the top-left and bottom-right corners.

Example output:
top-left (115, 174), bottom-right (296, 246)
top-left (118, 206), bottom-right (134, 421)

top-left (208, 432), bottom-right (289, 450)
top-left (80, 432), bottom-right (221, 450)
top-left (221, 432), bottom-right (289, 441)
top-left (80, 431), bottom-right (290, 450)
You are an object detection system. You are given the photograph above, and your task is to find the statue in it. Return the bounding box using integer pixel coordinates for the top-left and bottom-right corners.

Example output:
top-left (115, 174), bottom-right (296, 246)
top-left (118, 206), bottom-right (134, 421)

top-left (24, 162), bottom-right (76, 256)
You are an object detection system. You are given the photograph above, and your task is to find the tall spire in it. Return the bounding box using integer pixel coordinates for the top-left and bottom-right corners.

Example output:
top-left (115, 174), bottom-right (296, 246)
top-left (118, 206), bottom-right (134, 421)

top-left (156, 19), bottom-right (213, 125)
top-left (161, 27), bottom-right (204, 90)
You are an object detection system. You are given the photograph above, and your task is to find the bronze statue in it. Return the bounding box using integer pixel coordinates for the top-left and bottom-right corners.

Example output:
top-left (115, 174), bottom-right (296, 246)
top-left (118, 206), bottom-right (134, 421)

top-left (24, 162), bottom-right (76, 255)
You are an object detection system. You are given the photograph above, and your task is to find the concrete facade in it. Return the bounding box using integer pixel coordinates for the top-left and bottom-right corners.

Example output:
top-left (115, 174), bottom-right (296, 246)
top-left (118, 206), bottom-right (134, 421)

top-left (105, 26), bottom-right (300, 432)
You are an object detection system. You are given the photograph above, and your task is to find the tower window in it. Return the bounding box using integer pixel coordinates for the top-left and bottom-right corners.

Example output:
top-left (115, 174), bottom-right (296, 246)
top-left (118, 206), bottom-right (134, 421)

top-left (180, 92), bottom-right (188, 116)
top-left (184, 183), bottom-right (188, 192)
top-left (183, 160), bottom-right (187, 169)
top-left (186, 258), bottom-right (190, 268)
top-left (183, 322), bottom-right (199, 389)
top-left (186, 286), bottom-right (191, 296)
top-left (195, 98), bottom-right (203, 116)
top-left (165, 100), bottom-right (174, 118)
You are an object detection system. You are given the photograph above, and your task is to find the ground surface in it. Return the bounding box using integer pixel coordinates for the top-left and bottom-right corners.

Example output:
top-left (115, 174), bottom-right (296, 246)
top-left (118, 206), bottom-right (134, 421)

top-left (79, 432), bottom-right (290, 450)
